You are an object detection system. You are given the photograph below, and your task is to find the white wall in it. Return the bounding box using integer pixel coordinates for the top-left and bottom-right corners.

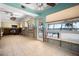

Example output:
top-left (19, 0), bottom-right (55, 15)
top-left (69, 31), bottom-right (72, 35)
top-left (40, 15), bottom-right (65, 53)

top-left (60, 33), bottom-right (79, 44)
top-left (46, 5), bottom-right (79, 22)
top-left (2, 21), bottom-right (19, 28)
top-left (0, 12), bottom-right (20, 28)
top-left (46, 5), bottom-right (79, 44)
top-left (0, 16), bottom-right (1, 28)
top-left (0, 22), bottom-right (1, 28)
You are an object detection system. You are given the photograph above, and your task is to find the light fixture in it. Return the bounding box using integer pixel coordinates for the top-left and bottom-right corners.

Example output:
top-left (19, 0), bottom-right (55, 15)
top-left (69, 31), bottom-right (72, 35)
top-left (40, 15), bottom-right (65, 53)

top-left (22, 3), bottom-right (56, 11)
top-left (9, 12), bottom-right (16, 21)
top-left (10, 16), bottom-right (16, 21)
top-left (36, 3), bottom-right (56, 11)
top-left (35, 3), bottom-right (46, 11)
top-left (0, 9), bottom-right (16, 21)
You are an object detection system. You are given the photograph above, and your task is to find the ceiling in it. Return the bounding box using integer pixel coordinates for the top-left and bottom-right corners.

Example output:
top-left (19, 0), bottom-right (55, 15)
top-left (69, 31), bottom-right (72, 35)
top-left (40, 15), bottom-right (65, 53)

top-left (21, 3), bottom-right (51, 11)
top-left (0, 3), bottom-right (79, 22)
top-left (46, 5), bottom-right (79, 22)
top-left (0, 3), bottom-right (38, 22)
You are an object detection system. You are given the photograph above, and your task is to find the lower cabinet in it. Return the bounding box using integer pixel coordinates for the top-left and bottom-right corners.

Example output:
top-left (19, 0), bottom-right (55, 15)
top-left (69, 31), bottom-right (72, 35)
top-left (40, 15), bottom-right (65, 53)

top-left (47, 39), bottom-right (79, 53)
top-left (61, 42), bottom-right (79, 52)
top-left (61, 41), bottom-right (72, 50)
top-left (48, 39), bottom-right (60, 46)
top-left (71, 44), bottom-right (79, 52)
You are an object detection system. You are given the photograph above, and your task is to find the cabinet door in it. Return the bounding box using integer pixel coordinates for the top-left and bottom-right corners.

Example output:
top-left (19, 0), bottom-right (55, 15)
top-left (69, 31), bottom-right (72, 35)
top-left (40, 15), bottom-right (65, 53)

top-left (71, 44), bottom-right (79, 52)
top-left (61, 41), bottom-right (72, 50)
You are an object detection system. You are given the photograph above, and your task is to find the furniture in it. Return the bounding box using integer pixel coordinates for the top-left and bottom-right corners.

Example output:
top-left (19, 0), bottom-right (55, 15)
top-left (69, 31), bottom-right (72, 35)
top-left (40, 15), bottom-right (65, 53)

top-left (3, 28), bottom-right (22, 35)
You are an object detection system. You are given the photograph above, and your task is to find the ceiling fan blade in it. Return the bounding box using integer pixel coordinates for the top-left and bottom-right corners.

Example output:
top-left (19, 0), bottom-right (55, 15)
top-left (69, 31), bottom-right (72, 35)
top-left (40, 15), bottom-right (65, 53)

top-left (47, 3), bottom-right (56, 7)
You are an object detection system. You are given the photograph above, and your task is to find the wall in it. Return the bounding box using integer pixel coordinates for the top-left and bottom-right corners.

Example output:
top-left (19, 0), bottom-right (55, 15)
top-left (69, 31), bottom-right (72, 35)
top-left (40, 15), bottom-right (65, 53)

top-left (46, 5), bottom-right (79, 22)
top-left (0, 20), bottom-right (1, 28)
top-left (2, 21), bottom-right (19, 28)
top-left (0, 13), bottom-right (1, 28)
top-left (46, 5), bottom-right (79, 44)
top-left (0, 16), bottom-right (1, 39)
top-left (0, 12), bottom-right (20, 28)
top-left (21, 18), bottom-right (35, 37)
top-left (60, 33), bottom-right (79, 44)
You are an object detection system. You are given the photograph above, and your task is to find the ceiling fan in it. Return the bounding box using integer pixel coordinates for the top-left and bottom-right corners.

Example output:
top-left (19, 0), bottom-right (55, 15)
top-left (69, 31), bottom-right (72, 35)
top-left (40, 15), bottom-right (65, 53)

top-left (24, 3), bottom-right (56, 10)
top-left (21, 3), bottom-right (56, 9)
top-left (0, 9), bottom-right (16, 21)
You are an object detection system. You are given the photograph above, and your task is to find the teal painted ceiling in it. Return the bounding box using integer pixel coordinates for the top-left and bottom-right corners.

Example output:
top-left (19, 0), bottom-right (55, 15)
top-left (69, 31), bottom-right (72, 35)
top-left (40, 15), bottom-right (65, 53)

top-left (39, 3), bottom-right (78, 17)
top-left (4, 3), bottom-right (78, 17)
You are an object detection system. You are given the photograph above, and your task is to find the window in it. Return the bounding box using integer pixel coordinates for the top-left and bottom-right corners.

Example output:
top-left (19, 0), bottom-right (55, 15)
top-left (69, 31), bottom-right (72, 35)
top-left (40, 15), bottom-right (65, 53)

top-left (39, 25), bottom-right (43, 29)
top-left (71, 22), bottom-right (79, 31)
top-left (62, 24), bottom-right (65, 28)
top-left (29, 24), bottom-right (33, 29)
top-left (73, 22), bottom-right (76, 28)
top-left (76, 22), bottom-right (79, 31)
top-left (54, 24), bottom-right (61, 29)
top-left (48, 24), bottom-right (54, 29)
top-left (47, 18), bottom-right (79, 31)
top-left (38, 32), bottom-right (43, 38)
top-left (47, 33), bottom-right (53, 38)
top-left (76, 22), bottom-right (79, 28)
top-left (25, 22), bottom-right (28, 27)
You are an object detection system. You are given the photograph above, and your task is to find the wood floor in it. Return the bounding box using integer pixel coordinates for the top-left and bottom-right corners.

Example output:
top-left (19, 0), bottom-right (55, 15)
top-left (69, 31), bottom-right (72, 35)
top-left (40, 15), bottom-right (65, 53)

top-left (0, 35), bottom-right (78, 56)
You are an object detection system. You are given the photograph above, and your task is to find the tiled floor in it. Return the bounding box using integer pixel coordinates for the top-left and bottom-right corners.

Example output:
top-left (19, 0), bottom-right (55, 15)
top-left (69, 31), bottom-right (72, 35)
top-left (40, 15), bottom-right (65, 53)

top-left (0, 35), bottom-right (77, 56)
